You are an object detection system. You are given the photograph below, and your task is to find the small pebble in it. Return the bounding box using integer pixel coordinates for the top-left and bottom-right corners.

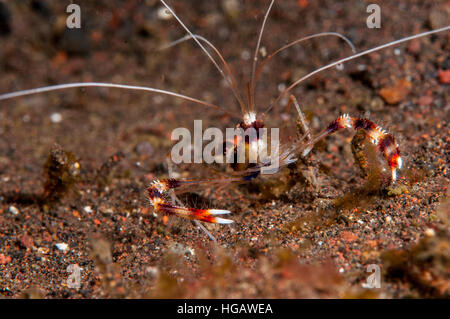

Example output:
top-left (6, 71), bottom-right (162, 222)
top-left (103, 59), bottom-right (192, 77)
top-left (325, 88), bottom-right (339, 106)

top-left (259, 46), bottom-right (267, 58)
top-left (37, 247), bottom-right (49, 255)
top-left (438, 70), bottom-right (450, 84)
top-left (379, 78), bottom-right (412, 105)
top-left (83, 206), bottom-right (93, 213)
top-left (424, 228), bottom-right (435, 237)
top-left (50, 112), bottom-right (62, 123)
top-left (100, 206), bottom-right (114, 215)
top-left (8, 205), bottom-right (19, 215)
top-left (222, 0), bottom-right (240, 20)
top-left (55, 243), bottom-right (68, 252)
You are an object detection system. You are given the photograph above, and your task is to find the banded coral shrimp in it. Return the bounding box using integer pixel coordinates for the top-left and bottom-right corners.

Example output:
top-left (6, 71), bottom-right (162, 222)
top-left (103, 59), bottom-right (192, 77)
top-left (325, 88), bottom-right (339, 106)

top-left (0, 0), bottom-right (449, 244)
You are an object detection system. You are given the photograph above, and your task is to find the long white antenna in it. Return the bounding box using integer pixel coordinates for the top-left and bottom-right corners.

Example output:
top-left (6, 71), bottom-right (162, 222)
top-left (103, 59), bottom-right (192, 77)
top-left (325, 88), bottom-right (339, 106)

top-left (159, 0), bottom-right (247, 113)
top-left (266, 25), bottom-right (450, 114)
top-left (0, 82), bottom-right (239, 119)
top-left (249, 0), bottom-right (275, 112)
top-left (253, 31), bottom-right (357, 91)
top-left (160, 33), bottom-right (244, 114)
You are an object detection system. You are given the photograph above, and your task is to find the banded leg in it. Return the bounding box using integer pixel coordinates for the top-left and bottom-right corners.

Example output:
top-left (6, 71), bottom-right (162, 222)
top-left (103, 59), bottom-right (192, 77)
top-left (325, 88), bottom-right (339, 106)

top-left (303, 114), bottom-right (402, 182)
top-left (147, 178), bottom-right (233, 225)
top-left (166, 158), bottom-right (219, 242)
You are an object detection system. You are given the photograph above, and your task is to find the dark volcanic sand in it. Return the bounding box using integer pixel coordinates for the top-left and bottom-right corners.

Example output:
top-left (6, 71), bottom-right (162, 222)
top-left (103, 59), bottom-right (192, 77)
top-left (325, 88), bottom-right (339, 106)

top-left (0, 0), bottom-right (449, 298)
